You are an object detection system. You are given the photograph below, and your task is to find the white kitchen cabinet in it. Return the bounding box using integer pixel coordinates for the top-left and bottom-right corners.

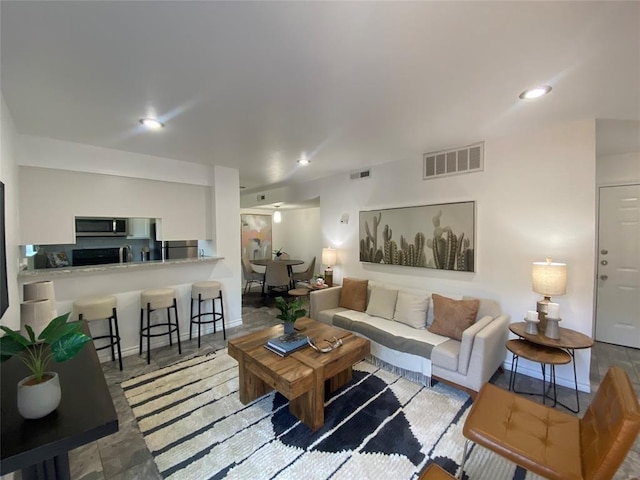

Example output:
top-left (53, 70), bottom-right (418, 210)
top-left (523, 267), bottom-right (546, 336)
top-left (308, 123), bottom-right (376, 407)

top-left (127, 218), bottom-right (151, 239)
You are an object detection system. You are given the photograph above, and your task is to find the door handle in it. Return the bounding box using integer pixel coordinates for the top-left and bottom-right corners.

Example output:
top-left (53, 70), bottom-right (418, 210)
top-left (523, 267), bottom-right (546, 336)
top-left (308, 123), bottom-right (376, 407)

top-left (600, 275), bottom-right (608, 281)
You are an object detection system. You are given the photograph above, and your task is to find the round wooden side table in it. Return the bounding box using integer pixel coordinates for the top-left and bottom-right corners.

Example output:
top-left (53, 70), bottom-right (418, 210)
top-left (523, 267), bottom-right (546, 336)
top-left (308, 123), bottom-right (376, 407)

top-left (506, 339), bottom-right (571, 407)
top-left (509, 322), bottom-right (594, 412)
top-left (288, 288), bottom-right (310, 298)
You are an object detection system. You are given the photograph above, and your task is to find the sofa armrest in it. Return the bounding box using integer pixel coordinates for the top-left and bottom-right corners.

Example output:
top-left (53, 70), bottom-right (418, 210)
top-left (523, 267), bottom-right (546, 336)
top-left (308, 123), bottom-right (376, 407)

top-left (310, 286), bottom-right (342, 320)
top-left (463, 313), bottom-right (510, 391)
top-left (458, 315), bottom-right (494, 375)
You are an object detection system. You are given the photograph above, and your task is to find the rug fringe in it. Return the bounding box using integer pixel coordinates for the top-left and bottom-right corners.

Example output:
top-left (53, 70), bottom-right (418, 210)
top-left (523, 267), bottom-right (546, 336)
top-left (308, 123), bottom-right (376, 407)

top-left (366, 355), bottom-right (431, 387)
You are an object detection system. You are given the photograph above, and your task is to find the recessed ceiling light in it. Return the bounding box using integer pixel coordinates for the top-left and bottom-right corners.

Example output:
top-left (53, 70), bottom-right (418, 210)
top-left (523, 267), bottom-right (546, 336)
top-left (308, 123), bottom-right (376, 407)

top-left (297, 154), bottom-right (310, 165)
top-left (139, 117), bottom-right (165, 129)
top-left (519, 85), bottom-right (552, 100)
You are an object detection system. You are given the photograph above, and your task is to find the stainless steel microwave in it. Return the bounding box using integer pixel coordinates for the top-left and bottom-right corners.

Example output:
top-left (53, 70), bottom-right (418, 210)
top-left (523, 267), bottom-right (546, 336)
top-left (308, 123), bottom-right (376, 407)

top-left (75, 217), bottom-right (129, 237)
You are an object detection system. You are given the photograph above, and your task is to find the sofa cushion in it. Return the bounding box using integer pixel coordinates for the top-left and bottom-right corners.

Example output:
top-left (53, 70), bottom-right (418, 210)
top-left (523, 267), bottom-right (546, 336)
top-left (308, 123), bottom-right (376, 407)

top-left (366, 286), bottom-right (398, 320)
top-left (333, 310), bottom-right (448, 358)
top-left (339, 278), bottom-right (369, 312)
top-left (463, 296), bottom-right (501, 320)
top-left (431, 339), bottom-right (460, 372)
top-left (393, 291), bottom-right (430, 329)
top-left (428, 294), bottom-right (480, 341)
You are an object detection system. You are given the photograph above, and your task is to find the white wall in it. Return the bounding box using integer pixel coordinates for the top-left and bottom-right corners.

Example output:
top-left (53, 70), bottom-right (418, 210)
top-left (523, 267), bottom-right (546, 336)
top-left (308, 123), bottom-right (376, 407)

top-left (19, 134), bottom-right (212, 186)
top-left (274, 207), bottom-right (322, 276)
top-left (0, 97), bottom-right (21, 329)
top-left (210, 165), bottom-right (242, 322)
top-left (596, 151), bottom-right (640, 185)
top-left (308, 120), bottom-right (596, 391)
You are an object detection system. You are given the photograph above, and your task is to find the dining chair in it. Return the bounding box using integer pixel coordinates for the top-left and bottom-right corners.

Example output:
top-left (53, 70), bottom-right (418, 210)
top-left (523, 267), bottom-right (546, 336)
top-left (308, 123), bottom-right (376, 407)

top-left (241, 257), bottom-right (264, 295)
top-left (264, 261), bottom-right (291, 295)
top-left (292, 256), bottom-right (316, 286)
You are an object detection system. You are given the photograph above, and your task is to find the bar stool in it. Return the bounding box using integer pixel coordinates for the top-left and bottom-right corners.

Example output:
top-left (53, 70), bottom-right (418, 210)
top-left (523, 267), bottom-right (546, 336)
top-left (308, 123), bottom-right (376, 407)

top-left (140, 288), bottom-right (181, 364)
top-left (73, 295), bottom-right (122, 371)
top-left (190, 281), bottom-right (225, 347)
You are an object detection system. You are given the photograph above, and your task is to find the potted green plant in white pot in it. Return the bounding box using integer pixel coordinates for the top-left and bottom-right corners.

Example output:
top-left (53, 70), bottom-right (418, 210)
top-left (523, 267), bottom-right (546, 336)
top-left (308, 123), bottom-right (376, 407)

top-left (0, 312), bottom-right (91, 419)
top-left (274, 296), bottom-right (306, 339)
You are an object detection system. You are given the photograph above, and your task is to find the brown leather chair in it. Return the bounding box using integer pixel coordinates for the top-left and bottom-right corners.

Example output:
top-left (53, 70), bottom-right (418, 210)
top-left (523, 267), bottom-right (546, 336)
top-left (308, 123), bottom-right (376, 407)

top-left (459, 365), bottom-right (640, 480)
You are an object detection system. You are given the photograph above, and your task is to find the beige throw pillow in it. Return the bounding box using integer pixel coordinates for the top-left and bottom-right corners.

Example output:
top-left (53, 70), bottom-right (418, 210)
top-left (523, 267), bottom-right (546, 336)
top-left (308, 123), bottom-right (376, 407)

top-left (339, 278), bottom-right (369, 312)
top-left (366, 286), bottom-right (398, 320)
top-left (393, 291), bottom-right (429, 329)
top-left (428, 293), bottom-right (480, 340)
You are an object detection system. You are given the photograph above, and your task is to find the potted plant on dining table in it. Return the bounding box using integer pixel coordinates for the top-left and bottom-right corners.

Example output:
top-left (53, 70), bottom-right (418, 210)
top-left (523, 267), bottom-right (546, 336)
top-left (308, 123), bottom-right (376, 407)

top-left (0, 312), bottom-right (91, 419)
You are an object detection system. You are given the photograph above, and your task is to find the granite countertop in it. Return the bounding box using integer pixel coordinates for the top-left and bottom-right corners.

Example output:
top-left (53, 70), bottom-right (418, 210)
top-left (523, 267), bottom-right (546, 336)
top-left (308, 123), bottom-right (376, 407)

top-left (18, 256), bottom-right (224, 278)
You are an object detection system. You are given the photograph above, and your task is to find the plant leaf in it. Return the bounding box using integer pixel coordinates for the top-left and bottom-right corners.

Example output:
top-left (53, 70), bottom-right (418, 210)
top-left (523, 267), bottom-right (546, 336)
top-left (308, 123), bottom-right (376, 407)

top-left (38, 312), bottom-right (73, 342)
top-left (0, 335), bottom-right (28, 360)
top-left (25, 325), bottom-right (37, 344)
top-left (50, 333), bottom-right (91, 362)
top-left (0, 326), bottom-right (31, 348)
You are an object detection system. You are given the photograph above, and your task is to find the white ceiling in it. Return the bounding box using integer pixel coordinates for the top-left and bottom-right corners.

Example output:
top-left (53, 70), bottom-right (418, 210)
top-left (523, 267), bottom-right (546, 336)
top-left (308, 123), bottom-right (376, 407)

top-left (2, 1), bottom-right (639, 192)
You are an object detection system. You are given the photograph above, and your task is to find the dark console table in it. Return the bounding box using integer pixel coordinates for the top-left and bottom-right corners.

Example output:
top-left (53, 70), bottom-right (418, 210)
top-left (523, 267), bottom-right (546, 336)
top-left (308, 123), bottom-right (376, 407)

top-left (1, 321), bottom-right (118, 480)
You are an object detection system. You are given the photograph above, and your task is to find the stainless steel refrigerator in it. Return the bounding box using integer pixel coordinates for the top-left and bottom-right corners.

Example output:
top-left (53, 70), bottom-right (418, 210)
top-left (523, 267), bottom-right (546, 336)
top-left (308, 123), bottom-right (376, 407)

top-left (163, 240), bottom-right (199, 259)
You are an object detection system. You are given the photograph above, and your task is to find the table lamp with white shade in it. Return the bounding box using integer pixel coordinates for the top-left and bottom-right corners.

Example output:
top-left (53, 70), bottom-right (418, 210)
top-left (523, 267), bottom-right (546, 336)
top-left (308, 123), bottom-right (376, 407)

top-left (322, 247), bottom-right (337, 287)
top-left (532, 258), bottom-right (567, 334)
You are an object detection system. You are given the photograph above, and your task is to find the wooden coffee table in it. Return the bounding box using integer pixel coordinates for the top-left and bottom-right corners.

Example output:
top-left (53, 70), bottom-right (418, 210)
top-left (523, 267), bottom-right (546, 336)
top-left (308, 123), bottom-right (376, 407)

top-left (228, 317), bottom-right (370, 430)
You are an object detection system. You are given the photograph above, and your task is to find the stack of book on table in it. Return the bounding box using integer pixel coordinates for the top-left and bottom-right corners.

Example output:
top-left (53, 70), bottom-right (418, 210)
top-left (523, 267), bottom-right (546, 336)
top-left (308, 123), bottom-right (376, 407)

top-left (265, 334), bottom-right (309, 356)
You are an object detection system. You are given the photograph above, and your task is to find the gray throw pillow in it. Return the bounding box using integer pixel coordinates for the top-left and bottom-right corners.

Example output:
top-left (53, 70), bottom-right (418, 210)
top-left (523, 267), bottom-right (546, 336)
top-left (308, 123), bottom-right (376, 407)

top-left (365, 286), bottom-right (398, 320)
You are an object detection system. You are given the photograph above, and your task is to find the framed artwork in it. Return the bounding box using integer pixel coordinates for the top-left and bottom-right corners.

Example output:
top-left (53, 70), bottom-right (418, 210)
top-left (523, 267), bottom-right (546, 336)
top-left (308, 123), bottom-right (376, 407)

top-left (241, 214), bottom-right (273, 261)
top-left (0, 181), bottom-right (8, 318)
top-left (359, 201), bottom-right (475, 272)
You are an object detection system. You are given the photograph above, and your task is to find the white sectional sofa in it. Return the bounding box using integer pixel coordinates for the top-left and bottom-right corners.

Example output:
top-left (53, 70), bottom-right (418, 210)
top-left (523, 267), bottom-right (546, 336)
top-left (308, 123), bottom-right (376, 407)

top-left (309, 280), bottom-right (510, 398)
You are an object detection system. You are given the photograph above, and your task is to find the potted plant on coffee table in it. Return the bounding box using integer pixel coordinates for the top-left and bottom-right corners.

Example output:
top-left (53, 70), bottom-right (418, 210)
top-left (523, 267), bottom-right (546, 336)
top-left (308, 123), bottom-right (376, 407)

top-left (274, 296), bottom-right (306, 340)
top-left (0, 312), bottom-right (91, 419)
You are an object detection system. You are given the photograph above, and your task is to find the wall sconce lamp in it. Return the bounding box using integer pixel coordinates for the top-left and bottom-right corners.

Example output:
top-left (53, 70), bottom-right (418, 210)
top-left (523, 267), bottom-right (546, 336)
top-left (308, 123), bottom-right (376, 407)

top-left (273, 205), bottom-right (281, 224)
top-left (322, 247), bottom-right (337, 287)
top-left (532, 258), bottom-right (566, 335)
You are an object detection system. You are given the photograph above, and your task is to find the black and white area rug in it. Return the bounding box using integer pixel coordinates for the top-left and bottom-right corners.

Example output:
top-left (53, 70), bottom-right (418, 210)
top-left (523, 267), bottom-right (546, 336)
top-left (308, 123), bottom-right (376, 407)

top-left (122, 349), bottom-right (541, 480)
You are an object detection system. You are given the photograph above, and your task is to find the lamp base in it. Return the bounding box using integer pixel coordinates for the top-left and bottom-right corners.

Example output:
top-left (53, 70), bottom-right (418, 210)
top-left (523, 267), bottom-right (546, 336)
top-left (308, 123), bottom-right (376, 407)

top-left (536, 296), bottom-right (552, 333)
top-left (324, 269), bottom-right (333, 288)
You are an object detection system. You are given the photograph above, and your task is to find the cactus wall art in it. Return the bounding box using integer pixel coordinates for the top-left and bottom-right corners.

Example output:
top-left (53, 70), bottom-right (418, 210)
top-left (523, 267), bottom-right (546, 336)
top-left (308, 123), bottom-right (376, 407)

top-left (359, 201), bottom-right (475, 272)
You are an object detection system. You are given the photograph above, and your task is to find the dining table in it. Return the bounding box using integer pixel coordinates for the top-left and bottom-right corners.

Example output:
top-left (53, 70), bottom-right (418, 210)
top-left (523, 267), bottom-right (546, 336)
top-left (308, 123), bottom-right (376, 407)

top-left (250, 258), bottom-right (304, 294)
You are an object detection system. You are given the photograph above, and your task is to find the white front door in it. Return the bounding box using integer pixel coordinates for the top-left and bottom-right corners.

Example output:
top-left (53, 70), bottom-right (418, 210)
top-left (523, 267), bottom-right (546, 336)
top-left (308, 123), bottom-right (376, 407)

top-left (595, 184), bottom-right (640, 348)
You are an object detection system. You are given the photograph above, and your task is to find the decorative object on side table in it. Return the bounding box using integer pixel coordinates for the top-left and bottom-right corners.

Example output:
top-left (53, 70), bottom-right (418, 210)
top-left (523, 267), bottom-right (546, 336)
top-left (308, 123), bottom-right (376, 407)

top-left (545, 302), bottom-right (561, 339)
top-left (531, 258), bottom-right (566, 333)
top-left (0, 312), bottom-right (91, 419)
top-left (524, 310), bottom-right (540, 335)
top-left (274, 296), bottom-right (306, 339)
top-left (273, 247), bottom-right (284, 259)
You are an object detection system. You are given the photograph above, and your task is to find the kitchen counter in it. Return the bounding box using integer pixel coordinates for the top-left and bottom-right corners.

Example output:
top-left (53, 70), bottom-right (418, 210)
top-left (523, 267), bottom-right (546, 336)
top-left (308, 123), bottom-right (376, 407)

top-left (18, 256), bottom-right (224, 279)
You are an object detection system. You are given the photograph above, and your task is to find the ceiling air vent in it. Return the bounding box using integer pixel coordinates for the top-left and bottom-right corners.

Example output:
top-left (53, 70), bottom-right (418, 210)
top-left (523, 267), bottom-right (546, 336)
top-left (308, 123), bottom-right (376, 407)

top-left (423, 141), bottom-right (484, 180)
top-left (350, 169), bottom-right (371, 180)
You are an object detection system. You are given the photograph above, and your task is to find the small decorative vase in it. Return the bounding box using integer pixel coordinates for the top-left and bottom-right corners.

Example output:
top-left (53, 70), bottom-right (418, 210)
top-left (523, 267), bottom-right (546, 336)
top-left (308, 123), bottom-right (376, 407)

top-left (17, 371), bottom-right (61, 419)
top-left (283, 321), bottom-right (295, 335)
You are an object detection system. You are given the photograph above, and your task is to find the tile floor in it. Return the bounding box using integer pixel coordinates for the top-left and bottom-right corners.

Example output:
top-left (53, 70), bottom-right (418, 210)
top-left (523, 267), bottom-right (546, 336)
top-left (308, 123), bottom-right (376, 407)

top-left (10, 299), bottom-right (640, 479)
